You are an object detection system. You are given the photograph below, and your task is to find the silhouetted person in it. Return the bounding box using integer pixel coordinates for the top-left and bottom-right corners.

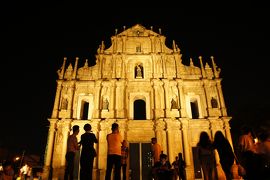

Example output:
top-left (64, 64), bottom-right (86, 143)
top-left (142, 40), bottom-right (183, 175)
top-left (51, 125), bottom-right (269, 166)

top-left (197, 131), bottom-right (217, 180)
top-left (79, 123), bottom-right (98, 180)
top-left (121, 140), bottom-right (129, 180)
top-left (105, 123), bottom-right (123, 180)
top-left (213, 131), bottom-right (234, 180)
top-left (178, 153), bottom-right (186, 180)
top-left (237, 126), bottom-right (256, 179)
top-left (172, 156), bottom-right (179, 180)
top-left (0, 160), bottom-right (14, 180)
top-left (153, 153), bottom-right (173, 180)
top-left (251, 129), bottom-right (270, 180)
top-left (64, 125), bottom-right (80, 180)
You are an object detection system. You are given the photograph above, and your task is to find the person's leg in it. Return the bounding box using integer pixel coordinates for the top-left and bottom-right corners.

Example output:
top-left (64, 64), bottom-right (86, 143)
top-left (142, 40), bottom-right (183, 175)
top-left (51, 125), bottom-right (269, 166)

top-left (69, 153), bottom-right (75, 180)
top-left (64, 152), bottom-right (74, 180)
top-left (105, 155), bottom-right (113, 180)
top-left (122, 164), bottom-right (127, 180)
top-left (114, 155), bottom-right (121, 180)
top-left (80, 156), bottom-right (87, 180)
top-left (89, 156), bottom-right (94, 180)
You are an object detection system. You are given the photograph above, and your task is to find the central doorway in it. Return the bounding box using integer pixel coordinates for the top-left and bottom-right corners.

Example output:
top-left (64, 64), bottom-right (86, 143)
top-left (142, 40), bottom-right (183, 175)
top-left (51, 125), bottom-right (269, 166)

top-left (129, 143), bottom-right (152, 180)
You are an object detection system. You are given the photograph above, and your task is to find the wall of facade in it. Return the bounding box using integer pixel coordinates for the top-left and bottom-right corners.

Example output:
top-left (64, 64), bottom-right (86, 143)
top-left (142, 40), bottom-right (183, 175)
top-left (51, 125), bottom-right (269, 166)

top-left (43, 24), bottom-right (232, 180)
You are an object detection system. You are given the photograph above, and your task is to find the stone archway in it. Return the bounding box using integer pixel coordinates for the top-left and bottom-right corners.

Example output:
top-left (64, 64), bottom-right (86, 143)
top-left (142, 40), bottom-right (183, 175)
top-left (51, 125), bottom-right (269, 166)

top-left (134, 99), bottom-right (146, 120)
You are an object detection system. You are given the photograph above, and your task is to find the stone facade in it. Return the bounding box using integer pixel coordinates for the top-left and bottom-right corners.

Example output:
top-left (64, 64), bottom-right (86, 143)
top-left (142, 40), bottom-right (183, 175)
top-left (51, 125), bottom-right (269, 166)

top-left (43, 24), bottom-right (233, 180)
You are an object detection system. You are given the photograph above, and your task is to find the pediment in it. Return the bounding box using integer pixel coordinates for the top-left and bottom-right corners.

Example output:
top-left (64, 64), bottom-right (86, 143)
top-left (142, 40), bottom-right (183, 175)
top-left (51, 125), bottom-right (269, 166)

top-left (118, 24), bottom-right (160, 37)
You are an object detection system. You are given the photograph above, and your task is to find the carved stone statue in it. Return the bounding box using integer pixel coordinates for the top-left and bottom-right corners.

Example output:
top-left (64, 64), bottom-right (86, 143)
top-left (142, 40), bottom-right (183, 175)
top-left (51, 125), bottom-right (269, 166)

top-left (171, 98), bottom-right (178, 109)
top-left (211, 97), bottom-right (218, 108)
top-left (61, 98), bottom-right (68, 110)
top-left (136, 65), bottom-right (143, 78)
top-left (103, 98), bottom-right (109, 110)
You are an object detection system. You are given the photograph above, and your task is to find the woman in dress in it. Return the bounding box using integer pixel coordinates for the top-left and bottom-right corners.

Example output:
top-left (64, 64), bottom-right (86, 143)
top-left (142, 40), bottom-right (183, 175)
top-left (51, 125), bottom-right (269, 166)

top-left (197, 131), bottom-right (217, 180)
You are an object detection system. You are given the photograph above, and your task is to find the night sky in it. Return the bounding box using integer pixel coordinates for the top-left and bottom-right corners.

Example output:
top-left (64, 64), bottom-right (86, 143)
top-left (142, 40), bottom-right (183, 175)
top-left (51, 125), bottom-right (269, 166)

top-left (1, 3), bottom-right (268, 158)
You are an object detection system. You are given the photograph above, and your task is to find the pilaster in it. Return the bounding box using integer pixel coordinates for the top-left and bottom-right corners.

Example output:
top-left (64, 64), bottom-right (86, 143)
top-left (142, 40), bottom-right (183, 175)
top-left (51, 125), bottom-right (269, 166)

top-left (42, 118), bottom-right (57, 180)
top-left (177, 80), bottom-right (187, 117)
top-left (155, 119), bottom-right (167, 154)
top-left (165, 118), bottom-right (181, 163)
top-left (93, 80), bottom-right (102, 118)
top-left (216, 79), bottom-right (227, 116)
top-left (52, 81), bottom-right (63, 118)
top-left (115, 80), bottom-right (126, 118)
top-left (223, 117), bottom-right (233, 148)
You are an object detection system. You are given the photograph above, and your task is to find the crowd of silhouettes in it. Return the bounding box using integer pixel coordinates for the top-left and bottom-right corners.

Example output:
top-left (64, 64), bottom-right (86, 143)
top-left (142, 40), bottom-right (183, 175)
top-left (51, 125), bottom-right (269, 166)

top-left (61, 122), bottom-right (269, 180)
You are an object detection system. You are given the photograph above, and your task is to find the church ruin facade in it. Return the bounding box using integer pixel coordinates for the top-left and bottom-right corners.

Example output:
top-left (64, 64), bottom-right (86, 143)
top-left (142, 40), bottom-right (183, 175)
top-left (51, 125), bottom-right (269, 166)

top-left (42, 24), bottom-right (233, 180)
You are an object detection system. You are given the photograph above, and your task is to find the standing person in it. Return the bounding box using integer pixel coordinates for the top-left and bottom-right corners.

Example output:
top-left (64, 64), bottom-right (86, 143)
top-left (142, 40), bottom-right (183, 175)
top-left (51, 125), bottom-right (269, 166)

top-left (255, 129), bottom-right (270, 180)
top-left (213, 131), bottom-right (234, 180)
top-left (197, 131), bottom-right (217, 180)
top-left (237, 126), bottom-right (256, 179)
top-left (64, 125), bottom-right (80, 180)
top-left (20, 162), bottom-right (30, 180)
top-left (79, 123), bottom-right (98, 180)
top-left (121, 140), bottom-right (129, 180)
top-left (105, 123), bottom-right (123, 180)
top-left (172, 156), bottom-right (179, 180)
top-left (153, 153), bottom-right (173, 180)
top-left (151, 137), bottom-right (162, 164)
top-left (178, 153), bottom-right (186, 180)
top-left (0, 160), bottom-right (15, 180)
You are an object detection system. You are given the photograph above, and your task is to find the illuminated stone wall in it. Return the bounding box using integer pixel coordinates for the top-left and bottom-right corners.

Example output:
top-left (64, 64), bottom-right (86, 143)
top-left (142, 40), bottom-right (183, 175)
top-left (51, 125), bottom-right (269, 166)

top-left (43, 24), bottom-right (233, 180)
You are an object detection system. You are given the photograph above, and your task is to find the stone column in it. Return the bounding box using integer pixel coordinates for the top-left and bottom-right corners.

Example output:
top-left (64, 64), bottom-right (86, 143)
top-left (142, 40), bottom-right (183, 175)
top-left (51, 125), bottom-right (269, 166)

top-left (223, 117), bottom-right (233, 148)
top-left (162, 79), bottom-right (170, 117)
top-left (42, 119), bottom-right (57, 180)
top-left (152, 79), bottom-right (164, 118)
top-left (98, 120), bottom-right (110, 179)
top-left (150, 36), bottom-right (154, 52)
top-left (180, 119), bottom-right (191, 165)
top-left (67, 82), bottom-right (75, 118)
top-left (155, 119), bottom-right (167, 154)
top-left (177, 80), bottom-right (187, 117)
top-left (122, 36), bottom-right (126, 52)
top-left (60, 121), bottom-right (72, 166)
top-left (110, 80), bottom-right (116, 118)
top-left (52, 81), bottom-right (63, 118)
top-left (93, 80), bottom-right (102, 118)
top-left (216, 79), bottom-right (227, 116)
top-left (115, 80), bottom-right (125, 118)
top-left (90, 119), bottom-right (100, 179)
top-left (51, 120), bottom-right (71, 179)
top-left (166, 119), bottom-right (181, 163)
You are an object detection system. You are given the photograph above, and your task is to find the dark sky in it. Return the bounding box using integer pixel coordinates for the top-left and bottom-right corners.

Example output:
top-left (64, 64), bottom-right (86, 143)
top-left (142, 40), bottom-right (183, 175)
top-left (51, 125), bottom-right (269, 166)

top-left (1, 3), bottom-right (268, 157)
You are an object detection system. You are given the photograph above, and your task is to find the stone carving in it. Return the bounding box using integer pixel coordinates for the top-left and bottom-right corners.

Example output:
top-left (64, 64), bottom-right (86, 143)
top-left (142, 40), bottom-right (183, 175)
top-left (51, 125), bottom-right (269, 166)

top-left (64, 63), bottom-right (73, 80)
top-left (211, 97), bottom-right (218, 108)
top-left (135, 64), bottom-right (143, 78)
top-left (103, 98), bottom-right (109, 110)
top-left (171, 98), bottom-right (178, 109)
top-left (61, 98), bottom-right (68, 110)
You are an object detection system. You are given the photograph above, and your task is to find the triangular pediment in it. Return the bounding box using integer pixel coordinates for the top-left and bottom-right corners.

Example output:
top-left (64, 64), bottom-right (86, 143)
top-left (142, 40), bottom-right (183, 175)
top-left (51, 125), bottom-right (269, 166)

top-left (118, 24), bottom-right (160, 37)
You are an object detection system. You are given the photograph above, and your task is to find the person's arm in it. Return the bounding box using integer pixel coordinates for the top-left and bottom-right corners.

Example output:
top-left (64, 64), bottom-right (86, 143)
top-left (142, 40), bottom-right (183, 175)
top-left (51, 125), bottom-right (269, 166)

top-left (73, 136), bottom-right (80, 150)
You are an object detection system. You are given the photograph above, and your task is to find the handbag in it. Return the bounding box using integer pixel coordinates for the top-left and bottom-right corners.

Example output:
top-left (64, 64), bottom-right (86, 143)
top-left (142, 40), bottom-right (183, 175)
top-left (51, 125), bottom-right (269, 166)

top-left (237, 164), bottom-right (246, 177)
top-left (214, 149), bottom-right (227, 180)
top-left (216, 163), bottom-right (227, 180)
top-left (231, 152), bottom-right (246, 178)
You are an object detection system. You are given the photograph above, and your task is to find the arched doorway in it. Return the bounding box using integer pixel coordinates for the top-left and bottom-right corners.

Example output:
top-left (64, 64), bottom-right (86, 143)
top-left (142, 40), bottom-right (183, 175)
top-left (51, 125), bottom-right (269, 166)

top-left (134, 99), bottom-right (146, 120)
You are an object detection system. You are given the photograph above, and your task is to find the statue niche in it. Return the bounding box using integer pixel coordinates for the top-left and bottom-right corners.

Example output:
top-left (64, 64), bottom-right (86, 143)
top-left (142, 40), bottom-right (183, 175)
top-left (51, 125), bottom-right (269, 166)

top-left (171, 98), bottom-right (178, 109)
top-left (102, 97), bottom-right (109, 110)
top-left (61, 98), bottom-right (68, 110)
top-left (211, 97), bottom-right (218, 108)
top-left (135, 64), bottom-right (144, 78)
